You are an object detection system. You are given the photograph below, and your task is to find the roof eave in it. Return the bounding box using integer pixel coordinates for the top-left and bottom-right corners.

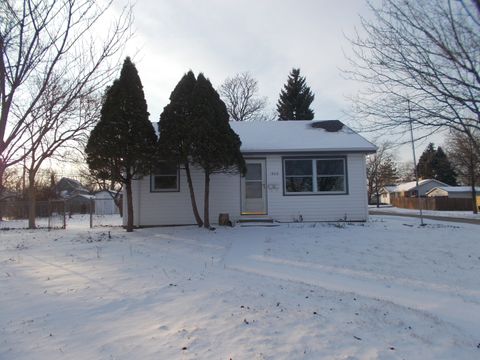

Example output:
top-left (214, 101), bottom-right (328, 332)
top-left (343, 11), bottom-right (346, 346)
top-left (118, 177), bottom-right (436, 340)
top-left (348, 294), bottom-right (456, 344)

top-left (240, 148), bottom-right (377, 155)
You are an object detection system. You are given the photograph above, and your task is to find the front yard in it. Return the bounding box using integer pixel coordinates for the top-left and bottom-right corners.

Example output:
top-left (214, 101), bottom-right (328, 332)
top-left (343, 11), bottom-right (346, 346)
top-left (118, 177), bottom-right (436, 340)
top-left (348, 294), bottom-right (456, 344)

top-left (1, 215), bottom-right (479, 359)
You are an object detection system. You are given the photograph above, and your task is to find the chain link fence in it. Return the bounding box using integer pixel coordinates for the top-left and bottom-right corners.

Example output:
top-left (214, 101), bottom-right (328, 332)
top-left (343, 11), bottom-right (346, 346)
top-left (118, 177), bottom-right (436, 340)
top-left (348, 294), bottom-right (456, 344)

top-left (65, 198), bottom-right (122, 228)
top-left (0, 198), bottom-right (122, 230)
top-left (0, 200), bottom-right (66, 230)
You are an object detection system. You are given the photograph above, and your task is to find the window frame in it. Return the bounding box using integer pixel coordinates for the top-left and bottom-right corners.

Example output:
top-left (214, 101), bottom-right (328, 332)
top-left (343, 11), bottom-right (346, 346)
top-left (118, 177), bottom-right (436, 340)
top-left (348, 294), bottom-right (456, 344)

top-left (150, 161), bottom-right (180, 193)
top-left (282, 156), bottom-right (348, 196)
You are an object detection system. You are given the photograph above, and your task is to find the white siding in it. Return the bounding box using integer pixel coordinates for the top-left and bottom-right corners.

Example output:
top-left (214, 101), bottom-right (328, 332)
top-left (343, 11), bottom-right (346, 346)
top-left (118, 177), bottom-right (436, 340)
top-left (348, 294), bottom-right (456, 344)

top-left (380, 192), bottom-right (391, 204)
top-left (126, 165), bottom-right (241, 226)
top-left (262, 154), bottom-right (368, 222)
top-left (95, 191), bottom-right (119, 215)
top-left (127, 153), bottom-right (369, 226)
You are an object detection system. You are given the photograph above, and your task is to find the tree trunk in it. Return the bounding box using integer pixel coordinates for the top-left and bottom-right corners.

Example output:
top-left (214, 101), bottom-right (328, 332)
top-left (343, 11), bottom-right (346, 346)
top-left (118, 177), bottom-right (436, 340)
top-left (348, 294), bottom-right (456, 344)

top-left (470, 156), bottom-right (478, 214)
top-left (125, 176), bottom-right (134, 232)
top-left (472, 186), bottom-right (478, 214)
top-left (471, 174), bottom-right (478, 215)
top-left (185, 162), bottom-right (203, 227)
top-left (203, 171), bottom-right (210, 229)
top-left (28, 173), bottom-right (36, 229)
top-left (376, 189), bottom-right (380, 208)
top-left (114, 195), bottom-right (123, 217)
top-left (0, 160), bottom-right (5, 221)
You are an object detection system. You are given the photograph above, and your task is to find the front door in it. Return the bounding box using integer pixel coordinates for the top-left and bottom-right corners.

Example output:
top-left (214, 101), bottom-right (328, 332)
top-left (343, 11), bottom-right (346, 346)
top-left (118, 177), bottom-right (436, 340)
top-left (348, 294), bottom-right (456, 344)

top-left (241, 159), bottom-right (267, 215)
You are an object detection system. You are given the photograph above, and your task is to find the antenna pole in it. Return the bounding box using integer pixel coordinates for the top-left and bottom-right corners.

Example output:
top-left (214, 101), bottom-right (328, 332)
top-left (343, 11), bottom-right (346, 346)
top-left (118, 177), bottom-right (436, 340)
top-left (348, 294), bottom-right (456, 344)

top-left (408, 100), bottom-right (424, 226)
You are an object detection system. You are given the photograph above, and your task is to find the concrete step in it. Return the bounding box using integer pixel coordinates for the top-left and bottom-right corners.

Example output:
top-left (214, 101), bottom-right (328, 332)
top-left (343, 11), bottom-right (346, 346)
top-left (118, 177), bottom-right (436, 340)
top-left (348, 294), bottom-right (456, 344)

top-left (237, 216), bottom-right (274, 224)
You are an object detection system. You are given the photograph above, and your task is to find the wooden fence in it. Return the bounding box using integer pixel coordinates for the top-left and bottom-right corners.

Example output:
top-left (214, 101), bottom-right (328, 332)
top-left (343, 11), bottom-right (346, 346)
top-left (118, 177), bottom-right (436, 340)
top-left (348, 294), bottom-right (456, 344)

top-left (391, 197), bottom-right (477, 211)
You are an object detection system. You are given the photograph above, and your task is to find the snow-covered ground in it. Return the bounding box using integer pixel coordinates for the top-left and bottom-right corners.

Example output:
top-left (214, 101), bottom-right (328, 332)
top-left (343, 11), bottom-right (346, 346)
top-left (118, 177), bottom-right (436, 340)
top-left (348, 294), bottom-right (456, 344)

top-left (369, 205), bottom-right (480, 220)
top-left (0, 214), bottom-right (123, 230)
top-left (1, 215), bottom-right (479, 359)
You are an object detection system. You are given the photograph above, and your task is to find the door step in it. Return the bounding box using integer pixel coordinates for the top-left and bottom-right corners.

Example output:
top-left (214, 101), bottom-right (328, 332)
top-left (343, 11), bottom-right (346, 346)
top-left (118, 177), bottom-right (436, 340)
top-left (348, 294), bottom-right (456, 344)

top-left (238, 216), bottom-right (273, 223)
top-left (239, 223), bottom-right (280, 227)
top-left (237, 216), bottom-right (275, 226)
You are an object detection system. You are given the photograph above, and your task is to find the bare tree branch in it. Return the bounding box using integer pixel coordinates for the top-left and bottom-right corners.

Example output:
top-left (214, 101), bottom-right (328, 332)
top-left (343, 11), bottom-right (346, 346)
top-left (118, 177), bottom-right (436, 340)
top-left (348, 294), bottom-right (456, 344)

top-left (219, 72), bottom-right (269, 121)
top-left (345, 0), bottom-right (480, 154)
top-left (0, 0), bottom-right (133, 194)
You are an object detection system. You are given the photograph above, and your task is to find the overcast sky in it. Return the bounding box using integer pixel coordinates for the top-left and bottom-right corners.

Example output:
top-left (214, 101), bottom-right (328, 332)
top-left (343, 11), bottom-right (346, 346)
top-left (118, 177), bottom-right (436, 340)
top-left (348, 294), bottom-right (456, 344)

top-left (117, 1), bottom-right (368, 117)
top-left (109, 0), bottom-right (442, 162)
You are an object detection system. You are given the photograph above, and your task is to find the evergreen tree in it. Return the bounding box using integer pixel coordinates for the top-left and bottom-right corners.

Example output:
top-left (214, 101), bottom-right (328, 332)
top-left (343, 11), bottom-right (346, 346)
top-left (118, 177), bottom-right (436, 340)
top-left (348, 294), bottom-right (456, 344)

top-left (158, 71), bottom-right (203, 226)
top-left (85, 57), bottom-right (157, 232)
top-left (433, 146), bottom-right (457, 185)
top-left (417, 143), bottom-right (457, 185)
top-left (189, 73), bottom-right (246, 229)
top-left (276, 68), bottom-right (315, 120)
top-left (417, 143), bottom-right (436, 179)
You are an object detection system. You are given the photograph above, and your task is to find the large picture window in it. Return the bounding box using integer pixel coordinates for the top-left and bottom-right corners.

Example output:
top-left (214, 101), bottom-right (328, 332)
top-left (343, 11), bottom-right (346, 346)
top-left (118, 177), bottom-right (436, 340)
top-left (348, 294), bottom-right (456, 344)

top-left (284, 158), bottom-right (346, 194)
top-left (151, 161), bottom-right (179, 192)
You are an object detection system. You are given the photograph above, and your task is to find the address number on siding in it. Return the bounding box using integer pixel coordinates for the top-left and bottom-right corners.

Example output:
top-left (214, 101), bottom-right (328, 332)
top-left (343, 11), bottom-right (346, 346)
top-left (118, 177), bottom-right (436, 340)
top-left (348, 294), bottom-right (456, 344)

top-left (270, 171), bottom-right (279, 176)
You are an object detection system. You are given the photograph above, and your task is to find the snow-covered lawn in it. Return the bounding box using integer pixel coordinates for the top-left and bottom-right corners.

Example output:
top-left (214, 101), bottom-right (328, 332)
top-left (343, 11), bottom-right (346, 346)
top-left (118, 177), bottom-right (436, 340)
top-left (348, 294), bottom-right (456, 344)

top-left (1, 216), bottom-right (479, 359)
top-left (369, 205), bottom-right (480, 220)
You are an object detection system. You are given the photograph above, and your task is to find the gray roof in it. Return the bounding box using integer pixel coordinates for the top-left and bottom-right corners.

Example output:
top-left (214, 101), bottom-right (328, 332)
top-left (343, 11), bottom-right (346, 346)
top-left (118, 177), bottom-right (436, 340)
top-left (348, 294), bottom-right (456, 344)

top-left (229, 120), bottom-right (377, 154)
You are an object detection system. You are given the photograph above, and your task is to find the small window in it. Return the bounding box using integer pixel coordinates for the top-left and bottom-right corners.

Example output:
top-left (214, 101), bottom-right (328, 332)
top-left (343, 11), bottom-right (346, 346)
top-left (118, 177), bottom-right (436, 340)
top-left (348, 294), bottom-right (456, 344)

top-left (151, 161), bottom-right (179, 192)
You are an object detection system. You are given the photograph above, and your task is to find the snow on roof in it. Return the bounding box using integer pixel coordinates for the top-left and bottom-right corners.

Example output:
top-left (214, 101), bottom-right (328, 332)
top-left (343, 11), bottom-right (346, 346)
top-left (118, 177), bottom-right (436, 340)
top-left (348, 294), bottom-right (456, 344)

top-left (428, 186), bottom-right (480, 193)
top-left (382, 185), bottom-right (397, 193)
top-left (387, 179), bottom-right (448, 193)
top-left (229, 120), bottom-right (377, 153)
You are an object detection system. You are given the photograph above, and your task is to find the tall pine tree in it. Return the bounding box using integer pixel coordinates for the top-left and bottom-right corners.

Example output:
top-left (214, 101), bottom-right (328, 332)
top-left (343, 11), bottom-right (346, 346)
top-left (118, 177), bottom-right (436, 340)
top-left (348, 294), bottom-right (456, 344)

top-left (433, 147), bottom-right (457, 185)
top-left (417, 143), bottom-right (457, 185)
top-left (417, 143), bottom-right (436, 179)
top-left (85, 57), bottom-right (157, 232)
top-left (189, 73), bottom-right (246, 229)
top-left (158, 71), bottom-right (203, 226)
top-left (276, 68), bottom-right (315, 120)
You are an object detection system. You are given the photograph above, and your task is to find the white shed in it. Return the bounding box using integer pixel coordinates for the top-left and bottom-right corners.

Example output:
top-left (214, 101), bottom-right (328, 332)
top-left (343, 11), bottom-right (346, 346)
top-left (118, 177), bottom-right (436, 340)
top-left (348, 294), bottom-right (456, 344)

top-left (125, 120), bottom-right (377, 226)
top-left (95, 190), bottom-right (120, 215)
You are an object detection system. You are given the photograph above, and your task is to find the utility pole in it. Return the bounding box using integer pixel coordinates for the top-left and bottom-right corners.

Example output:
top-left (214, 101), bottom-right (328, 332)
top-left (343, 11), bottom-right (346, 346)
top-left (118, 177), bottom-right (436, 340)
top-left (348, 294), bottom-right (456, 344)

top-left (407, 100), bottom-right (424, 226)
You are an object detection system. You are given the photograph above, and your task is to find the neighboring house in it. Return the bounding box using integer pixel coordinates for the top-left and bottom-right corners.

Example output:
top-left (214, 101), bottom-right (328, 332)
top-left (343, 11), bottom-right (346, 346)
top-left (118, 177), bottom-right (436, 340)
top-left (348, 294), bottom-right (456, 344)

top-left (95, 190), bottom-right (121, 215)
top-left (383, 179), bottom-right (448, 200)
top-left (379, 186), bottom-right (397, 205)
top-left (125, 120), bottom-right (376, 226)
top-left (53, 177), bottom-right (94, 214)
top-left (66, 194), bottom-right (94, 214)
top-left (426, 186), bottom-right (480, 199)
top-left (0, 190), bottom-right (21, 202)
top-left (54, 177), bottom-right (90, 199)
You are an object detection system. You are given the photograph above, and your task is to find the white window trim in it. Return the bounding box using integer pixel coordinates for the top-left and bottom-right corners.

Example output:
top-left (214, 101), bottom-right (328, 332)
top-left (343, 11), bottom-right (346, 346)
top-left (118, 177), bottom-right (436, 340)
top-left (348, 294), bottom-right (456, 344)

top-left (150, 162), bottom-right (180, 192)
top-left (283, 157), bottom-right (347, 195)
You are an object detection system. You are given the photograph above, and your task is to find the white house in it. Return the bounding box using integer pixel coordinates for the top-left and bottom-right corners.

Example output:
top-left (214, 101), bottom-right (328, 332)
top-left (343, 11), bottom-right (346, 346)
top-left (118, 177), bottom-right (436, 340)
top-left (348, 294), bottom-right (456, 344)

top-left (125, 120), bottom-right (376, 226)
top-left (426, 186), bottom-right (480, 199)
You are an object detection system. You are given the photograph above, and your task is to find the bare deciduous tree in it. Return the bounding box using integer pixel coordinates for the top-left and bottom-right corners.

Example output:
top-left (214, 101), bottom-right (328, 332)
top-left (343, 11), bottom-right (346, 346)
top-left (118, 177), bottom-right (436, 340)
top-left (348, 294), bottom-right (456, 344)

top-left (24, 77), bottom-right (99, 228)
top-left (366, 143), bottom-right (398, 206)
top-left (219, 72), bottom-right (269, 121)
top-left (346, 0), bottom-right (480, 154)
top-left (446, 130), bottom-right (480, 213)
top-left (0, 0), bottom-right (132, 194)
